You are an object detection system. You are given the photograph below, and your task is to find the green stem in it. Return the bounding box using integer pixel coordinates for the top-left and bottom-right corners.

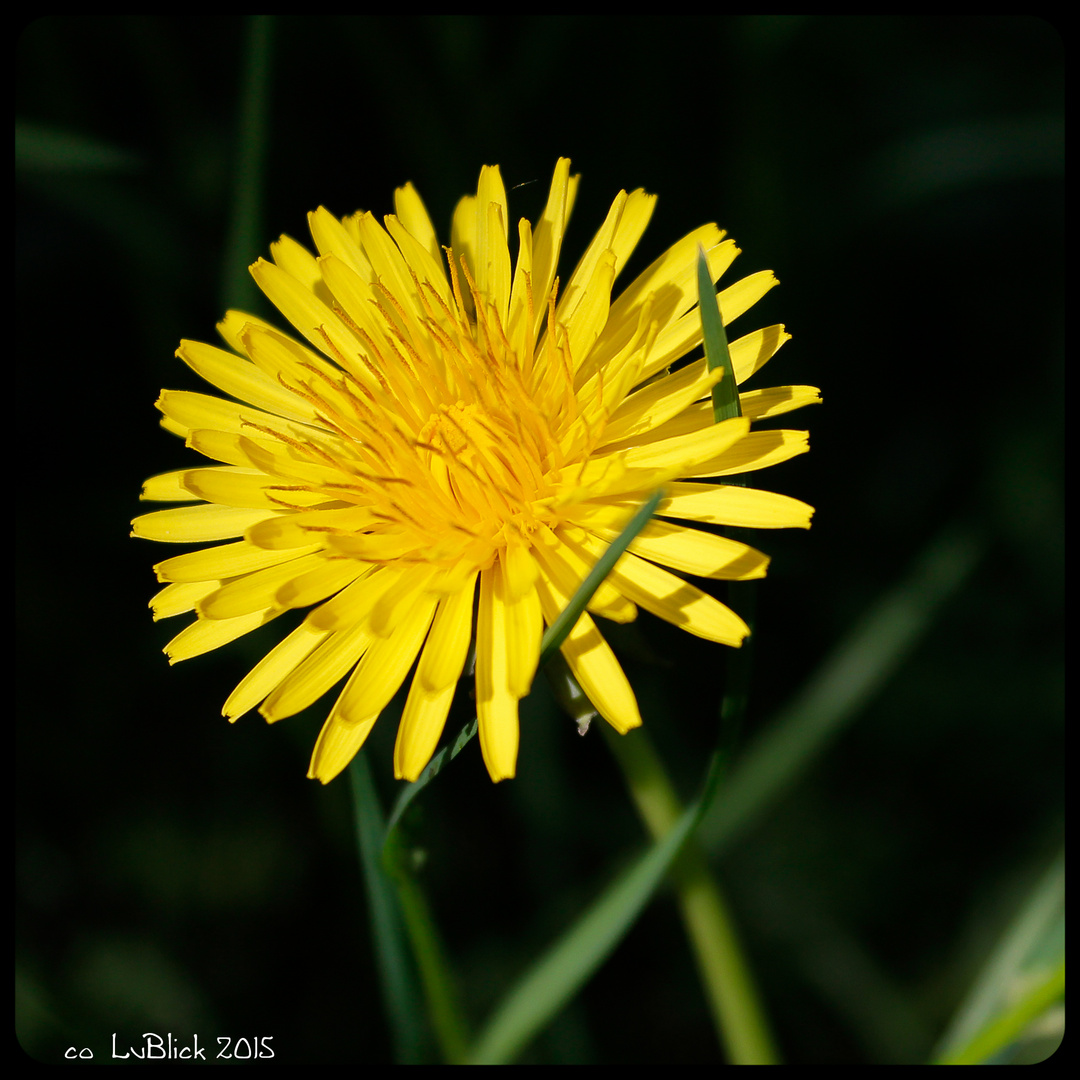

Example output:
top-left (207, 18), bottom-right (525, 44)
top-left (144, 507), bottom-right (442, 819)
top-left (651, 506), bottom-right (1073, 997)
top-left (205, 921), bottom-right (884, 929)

top-left (383, 836), bottom-right (471, 1063)
top-left (601, 725), bottom-right (779, 1064)
top-left (348, 753), bottom-right (428, 1063)
top-left (221, 15), bottom-right (275, 312)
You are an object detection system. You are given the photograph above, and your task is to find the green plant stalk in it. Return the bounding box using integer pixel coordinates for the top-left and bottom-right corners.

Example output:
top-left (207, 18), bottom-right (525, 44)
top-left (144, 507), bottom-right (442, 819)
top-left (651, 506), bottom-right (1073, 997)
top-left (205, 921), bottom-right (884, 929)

top-left (384, 842), bottom-right (471, 1063)
top-left (348, 752), bottom-right (428, 1063)
top-left (613, 250), bottom-right (774, 1061)
top-left (601, 725), bottom-right (778, 1064)
top-left (221, 15), bottom-right (275, 312)
top-left (466, 773), bottom-right (707, 1063)
top-left (933, 959), bottom-right (1065, 1065)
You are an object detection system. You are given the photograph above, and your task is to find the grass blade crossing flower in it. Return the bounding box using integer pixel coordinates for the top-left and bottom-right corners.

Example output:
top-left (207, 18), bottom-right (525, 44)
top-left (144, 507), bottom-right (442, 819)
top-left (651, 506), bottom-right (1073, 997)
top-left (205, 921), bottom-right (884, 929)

top-left (132, 159), bottom-right (819, 783)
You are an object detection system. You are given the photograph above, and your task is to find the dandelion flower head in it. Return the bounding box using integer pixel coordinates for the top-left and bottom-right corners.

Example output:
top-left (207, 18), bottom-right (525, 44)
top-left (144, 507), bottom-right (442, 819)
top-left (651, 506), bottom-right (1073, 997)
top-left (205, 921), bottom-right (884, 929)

top-left (132, 159), bottom-right (819, 784)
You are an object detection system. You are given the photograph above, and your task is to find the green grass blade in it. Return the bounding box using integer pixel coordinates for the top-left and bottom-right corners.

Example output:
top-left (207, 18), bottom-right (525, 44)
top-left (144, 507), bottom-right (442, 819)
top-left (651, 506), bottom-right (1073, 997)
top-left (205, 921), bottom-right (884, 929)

top-left (348, 753), bottom-right (428, 1063)
top-left (466, 781), bottom-right (706, 1064)
top-left (15, 122), bottom-right (140, 174)
top-left (698, 245), bottom-right (741, 424)
top-left (701, 523), bottom-right (983, 854)
top-left (932, 849), bottom-right (1064, 1064)
top-left (467, 753), bottom-right (730, 1063)
top-left (539, 487), bottom-right (664, 664)
top-left (220, 15), bottom-right (276, 312)
top-left (936, 959), bottom-right (1064, 1065)
top-left (383, 719), bottom-right (478, 837)
top-left (383, 836), bottom-right (471, 1063)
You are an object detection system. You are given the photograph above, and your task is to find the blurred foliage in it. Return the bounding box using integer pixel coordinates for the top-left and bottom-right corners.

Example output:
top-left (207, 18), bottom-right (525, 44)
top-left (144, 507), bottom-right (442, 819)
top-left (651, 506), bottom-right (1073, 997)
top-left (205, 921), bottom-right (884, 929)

top-left (17, 16), bottom-right (1061, 1064)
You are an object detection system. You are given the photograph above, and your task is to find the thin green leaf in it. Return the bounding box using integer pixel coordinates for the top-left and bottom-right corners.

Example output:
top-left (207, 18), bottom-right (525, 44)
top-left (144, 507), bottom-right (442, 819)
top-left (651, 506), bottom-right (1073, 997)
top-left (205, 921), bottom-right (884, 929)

top-left (700, 523), bottom-right (983, 855)
top-left (220, 15), bottom-right (276, 312)
top-left (383, 833), bottom-right (471, 1063)
top-left (384, 719), bottom-right (477, 839)
top-left (466, 756), bottom-right (721, 1064)
top-left (15, 122), bottom-right (140, 174)
top-left (935, 960), bottom-right (1064, 1065)
top-left (698, 245), bottom-right (741, 424)
top-left (348, 753), bottom-right (428, 1063)
top-left (932, 849), bottom-right (1064, 1064)
top-left (539, 487), bottom-right (664, 664)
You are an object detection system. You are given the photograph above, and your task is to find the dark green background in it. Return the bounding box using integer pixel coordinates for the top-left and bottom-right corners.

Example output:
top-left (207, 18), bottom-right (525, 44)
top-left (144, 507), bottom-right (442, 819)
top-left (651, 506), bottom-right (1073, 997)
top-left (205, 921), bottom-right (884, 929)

top-left (17, 16), bottom-right (1062, 1064)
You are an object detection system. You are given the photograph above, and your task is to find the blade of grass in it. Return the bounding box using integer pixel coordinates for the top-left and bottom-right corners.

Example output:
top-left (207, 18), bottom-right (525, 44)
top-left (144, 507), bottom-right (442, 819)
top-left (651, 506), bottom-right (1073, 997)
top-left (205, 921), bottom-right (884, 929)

top-left (539, 487), bottom-right (664, 665)
top-left (220, 15), bottom-right (275, 312)
top-left (698, 245), bottom-right (741, 425)
top-left (348, 752), bottom-right (428, 1063)
top-left (376, 488), bottom-right (669, 1059)
top-left (382, 833), bottom-right (471, 1063)
top-left (935, 959), bottom-right (1064, 1065)
top-left (466, 751), bottom-right (726, 1064)
top-left (932, 848), bottom-right (1064, 1064)
top-left (15, 122), bottom-right (140, 174)
top-left (602, 725), bottom-right (778, 1063)
top-left (701, 523), bottom-right (983, 855)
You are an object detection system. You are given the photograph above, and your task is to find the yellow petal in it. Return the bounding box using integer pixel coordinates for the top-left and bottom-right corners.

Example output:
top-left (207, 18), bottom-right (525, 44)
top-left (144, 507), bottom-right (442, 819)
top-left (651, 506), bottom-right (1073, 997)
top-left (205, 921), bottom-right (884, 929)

top-left (531, 157), bottom-right (574, 338)
top-left (306, 565), bottom-right (405, 634)
top-left (416, 575), bottom-right (479, 692)
top-left (568, 532), bottom-right (750, 647)
top-left (165, 607), bottom-right (281, 664)
top-left (149, 580), bottom-right (216, 621)
top-left (260, 621), bottom-right (372, 722)
top-left (601, 358), bottom-right (725, 446)
top-left (246, 506), bottom-right (379, 551)
top-left (505, 583), bottom-right (542, 700)
top-left (533, 565), bottom-right (641, 734)
top-left (307, 710), bottom-right (379, 784)
top-left (738, 385), bottom-right (822, 421)
top-left (154, 539), bottom-right (320, 584)
top-left (276, 557), bottom-right (369, 610)
top-left (565, 249), bottom-right (616, 377)
top-left (591, 415), bottom-right (749, 480)
top-left (269, 232), bottom-right (322, 292)
top-left (582, 516), bottom-right (769, 581)
top-left (531, 525), bottom-right (636, 623)
top-left (140, 469), bottom-right (194, 502)
top-left (385, 213), bottom-right (452, 309)
top-left (717, 270), bottom-right (778, 325)
top-left (216, 308), bottom-right (283, 355)
top-left (395, 681), bottom-right (456, 781)
top-left (475, 564), bottom-right (519, 782)
top-left (176, 338), bottom-right (318, 422)
top-left (224, 619), bottom-right (330, 720)
top-left (198, 551), bottom-right (325, 620)
top-left (555, 191), bottom-right (625, 337)
top-left (181, 467), bottom-right (329, 510)
top-left (475, 165), bottom-right (511, 327)
top-left (600, 227), bottom-right (733, 375)
top-left (132, 504), bottom-right (284, 543)
top-left (393, 181), bottom-right (441, 266)
top-left (353, 210), bottom-right (428, 337)
top-left (506, 217), bottom-right (534, 367)
top-left (249, 257), bottom-right (376, 389)
top-left (658, 483), bottom-right (814, 529)
top-left (307, 205), bottom-right (373, 279)
top-left (690, 429), bottom-right (810, 477)
top-left (729, 324), bottom-right (792, 385)
top-left (328, 593), bottom-right (437, 722)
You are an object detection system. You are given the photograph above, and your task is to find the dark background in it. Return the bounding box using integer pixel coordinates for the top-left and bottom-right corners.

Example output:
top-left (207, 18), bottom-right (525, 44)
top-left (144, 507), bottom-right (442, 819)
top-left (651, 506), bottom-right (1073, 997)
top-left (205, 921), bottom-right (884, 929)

top-left (17, 16), bottom-right (1062, 1063)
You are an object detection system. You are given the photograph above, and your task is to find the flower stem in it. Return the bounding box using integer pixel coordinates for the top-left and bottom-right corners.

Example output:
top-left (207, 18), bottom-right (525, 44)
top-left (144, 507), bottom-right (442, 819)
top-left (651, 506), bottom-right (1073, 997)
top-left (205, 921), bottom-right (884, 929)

top-left (601, 724), bottom-right (779, 1064)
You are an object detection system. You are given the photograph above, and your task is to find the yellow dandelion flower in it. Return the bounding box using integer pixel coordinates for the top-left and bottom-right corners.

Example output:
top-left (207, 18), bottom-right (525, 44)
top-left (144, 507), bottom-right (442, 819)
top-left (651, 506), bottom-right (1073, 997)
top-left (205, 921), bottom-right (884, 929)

top-left (132, 159), bottom-right (819, 785)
